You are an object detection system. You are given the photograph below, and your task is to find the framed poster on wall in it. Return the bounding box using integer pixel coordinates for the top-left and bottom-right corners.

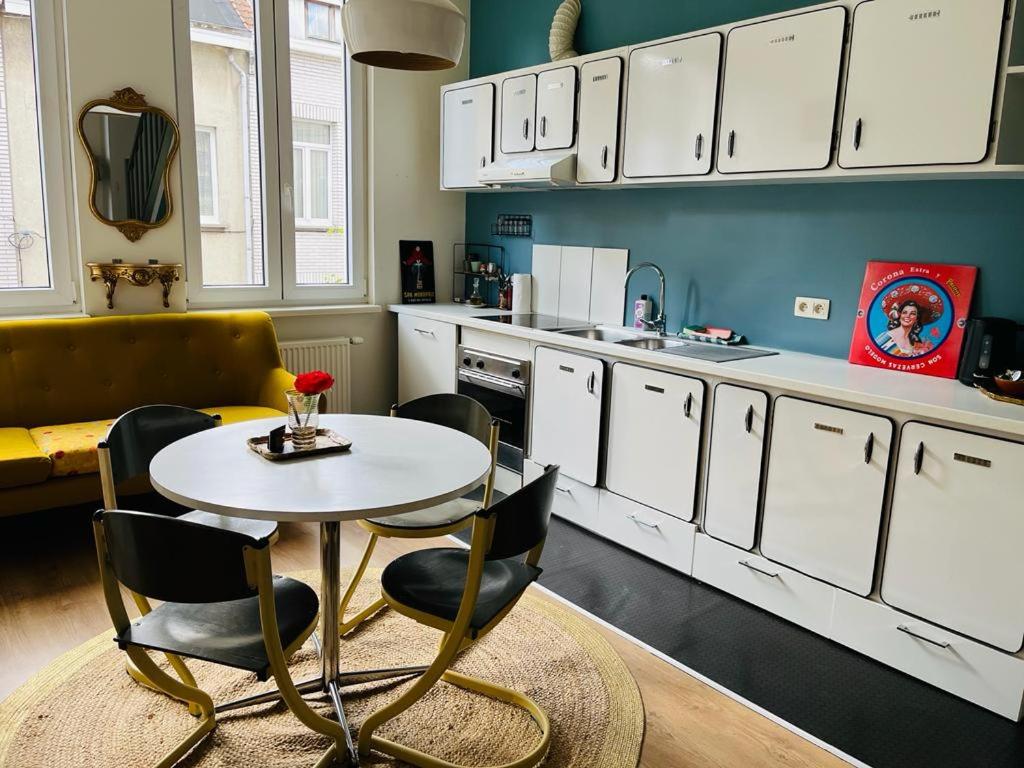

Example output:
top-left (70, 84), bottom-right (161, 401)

top-left (849, 261), bottom-right (977, 379)
top-left (399, 241), bottom-right (436, 304)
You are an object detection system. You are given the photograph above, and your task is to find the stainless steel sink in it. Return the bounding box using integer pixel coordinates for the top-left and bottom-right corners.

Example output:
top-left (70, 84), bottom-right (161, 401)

top-left (615, 337), bottom-right (690, 351)
top-left (556, 327), bottom-right (641, 343)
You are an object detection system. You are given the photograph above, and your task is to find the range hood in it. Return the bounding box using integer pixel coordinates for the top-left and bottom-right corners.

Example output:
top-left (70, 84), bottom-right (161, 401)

top-left (477, 154), bottom-right (576, 188)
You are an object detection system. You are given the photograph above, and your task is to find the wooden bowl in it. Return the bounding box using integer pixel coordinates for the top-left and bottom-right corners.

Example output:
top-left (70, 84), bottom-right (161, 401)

top-left (993, 375), bottom-right (1024, 398)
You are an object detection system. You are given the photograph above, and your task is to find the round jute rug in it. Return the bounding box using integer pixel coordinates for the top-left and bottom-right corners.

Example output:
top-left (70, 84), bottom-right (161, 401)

top-left (0, 569), bottom-right (643, 767)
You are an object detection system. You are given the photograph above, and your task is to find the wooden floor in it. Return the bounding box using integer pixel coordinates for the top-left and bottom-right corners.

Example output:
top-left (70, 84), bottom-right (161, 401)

top-left (0, 505), bottom-right (848, 768)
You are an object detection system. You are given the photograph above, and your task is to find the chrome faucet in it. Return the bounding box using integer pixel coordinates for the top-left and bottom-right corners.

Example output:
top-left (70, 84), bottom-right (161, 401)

top-left (624, 262), bottom-right (667, 335)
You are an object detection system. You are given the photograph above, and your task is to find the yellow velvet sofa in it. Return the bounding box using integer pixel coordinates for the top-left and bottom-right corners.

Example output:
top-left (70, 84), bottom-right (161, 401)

top-left (0, 311), bottom-right (295, 516)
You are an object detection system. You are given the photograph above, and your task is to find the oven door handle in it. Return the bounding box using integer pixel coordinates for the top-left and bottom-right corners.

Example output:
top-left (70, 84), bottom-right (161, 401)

top-left (457, 368), bottom-right (528, 398)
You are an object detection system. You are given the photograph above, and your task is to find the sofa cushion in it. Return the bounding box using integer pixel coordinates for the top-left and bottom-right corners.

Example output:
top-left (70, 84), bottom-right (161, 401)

top-left (0, 428), bottom-right (52, 489)
top-left (199, 406), bottom-right (286, 425)
top-left (28, 419), bottom-right (115, 478)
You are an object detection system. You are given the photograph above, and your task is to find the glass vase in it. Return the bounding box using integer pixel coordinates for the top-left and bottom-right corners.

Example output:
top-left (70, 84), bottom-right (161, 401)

top-left (286, 390), bottom-right (319, 450)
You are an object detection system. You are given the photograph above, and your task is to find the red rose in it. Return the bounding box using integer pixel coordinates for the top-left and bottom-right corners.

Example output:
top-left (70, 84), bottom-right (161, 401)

top-left (294, 370), bottom-right (334, 396)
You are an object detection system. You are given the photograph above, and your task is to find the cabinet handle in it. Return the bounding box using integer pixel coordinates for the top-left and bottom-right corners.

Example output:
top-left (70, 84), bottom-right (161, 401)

top-left (897, 623), bottom-right (950, 650)
top-left (523, 117), bottom-right (530, 139)
top-left (739, 559), bottom-right (779, 579)
top-left (695, 133), bottom-right (704, 161)
top-left (555, 485), bottom-right (573, 496)
top-left (540, 115), bottom-right (547, 137)
top-left (601, 145), bottom-right (609, 169)
top-left (728, 130), bottom-right (736, 158)
top-left (684, 392), bottom-right (693, 418)
top-left (627, 512), bottom-right (660, 530)
top-left (744, 404), bottom-right (754, 434)
top-left (480, 155), bottom-right (487, 168)
top-left (854, 118), bottom-right (863, 151)
top-left (644, 384), bottom-right (665, 394)
top-left (413, 328), bottom-right (435, 337)
top-left (864, 432), bottom-right (874, 464)
top-left (586, 371), bottom-right (597, 394)
top-left (913, 441), bottom-right (925, 475)
top-left (558, 364), bottom-right (575, 374)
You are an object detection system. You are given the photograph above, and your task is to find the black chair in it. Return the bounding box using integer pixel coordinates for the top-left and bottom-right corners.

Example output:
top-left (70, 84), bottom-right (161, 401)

top-left (338, 393), bottom-right (499, 634)
top-left (97, 405), bottom-right (279, 709)
top-left (357, 464), bottom-right (559, 768)
top-left (92, 510), bottom-right (344, 768)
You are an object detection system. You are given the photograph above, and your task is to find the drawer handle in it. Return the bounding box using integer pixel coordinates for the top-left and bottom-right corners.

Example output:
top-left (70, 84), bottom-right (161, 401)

top-left (540, 115), bottom-right (547, 137)
top-left (587, 371), bottom-right (597, 394)
top-left (739, 560), bottom-right (779, 579)
top-left (853, 118), bottom-right (863, 151)
top-left (627, 512), bottom-right (660, 530)
top-left (897, 623), bottom-right (950, 650)
top-left (727, 130), bottom-right (736, 158)
top-left (644, 384), bottom-right (665, 394)
top-left (523, 117), bottom-right (530, 139)
top-left (695, 133), bottom-right (704, 161)
top-left (744, 404), bottom-right (754, 434)
top-left (913, 441), bottom-right (925, 475)
top-left (413, 328), bottom-right (435, 337)
top-left (555, 485), bottom-right (573, 496)
top-left (601, 145), bottom-right (609, 169)
top-left (684, 392), bottom-right (693, 418)
top-left (864, 432), bottom-right (874, 464)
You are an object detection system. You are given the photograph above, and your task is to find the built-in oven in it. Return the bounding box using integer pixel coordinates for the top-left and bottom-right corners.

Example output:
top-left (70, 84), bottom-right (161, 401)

top-left (456, 346), bottom-right (530, 472)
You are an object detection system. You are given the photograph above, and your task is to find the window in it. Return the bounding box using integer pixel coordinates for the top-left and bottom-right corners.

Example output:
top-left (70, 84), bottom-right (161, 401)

top-left (176, 0), bottom-right (363, 304)
top-left (195, 127), bottom-right (219, 225)
top-left (0, 0), bottom-right (75, 314)
top-left (305, 1), bottom-right (341, 43)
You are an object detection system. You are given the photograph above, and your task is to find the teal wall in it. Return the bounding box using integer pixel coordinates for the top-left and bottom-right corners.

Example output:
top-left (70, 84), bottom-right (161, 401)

top-left (465, 0), bottom-right (1024, 358)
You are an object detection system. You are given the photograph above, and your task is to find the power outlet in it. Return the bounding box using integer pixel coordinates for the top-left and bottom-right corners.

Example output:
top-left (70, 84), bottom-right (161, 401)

top-left (794, 296), bottom-right (831, 320)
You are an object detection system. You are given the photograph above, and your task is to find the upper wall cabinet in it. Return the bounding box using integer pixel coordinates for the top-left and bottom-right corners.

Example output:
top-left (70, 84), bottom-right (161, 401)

top-left (536, 66), bottom-right (578, 151)
top-left (838, 0), bottom-right (1005, 168)
top-left (577, 57), bottom-right (624, 184)
top-left (718, 7), bottom-right (847, 173)
top-left (623, 33), bottom-right (722, 178)
top-left (500, 74), bottom-right (537, 154)
top-left (441, 83), bottom-right (495, 190)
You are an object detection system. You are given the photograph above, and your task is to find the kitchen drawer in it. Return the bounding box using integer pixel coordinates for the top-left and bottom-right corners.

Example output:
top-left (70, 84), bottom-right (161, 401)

top-left (460, 328), bottom-right (531, 360)
top-left (524, 459), bottom-right (599, 532)
top-left (692, 533), bottom-right (835, 637)
top-left (397, 314), bottom-right (457, 403)
top-left (831, 589), bottom-right (1024, 721)
top-left (598, 490), bottom-right (695, 575)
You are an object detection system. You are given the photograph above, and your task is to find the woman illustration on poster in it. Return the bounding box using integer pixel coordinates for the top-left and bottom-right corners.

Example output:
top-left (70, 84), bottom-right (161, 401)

top-left (873, 283), bottom-right (946, 359)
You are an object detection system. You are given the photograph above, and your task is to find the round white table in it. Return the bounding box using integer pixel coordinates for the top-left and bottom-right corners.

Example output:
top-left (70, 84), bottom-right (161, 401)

top-left (150, 414), bottom-right (492, 764)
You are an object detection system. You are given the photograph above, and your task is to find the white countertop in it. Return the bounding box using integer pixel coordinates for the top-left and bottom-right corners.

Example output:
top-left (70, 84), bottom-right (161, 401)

top-left (390, 303), bottom-right (1024, 439)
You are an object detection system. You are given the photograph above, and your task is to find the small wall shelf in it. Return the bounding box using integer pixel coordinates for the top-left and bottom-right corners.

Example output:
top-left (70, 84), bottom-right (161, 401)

top-left (86, 262), bottom-right (182, 309)
top-left (491, 214), bottom-right (533, 238)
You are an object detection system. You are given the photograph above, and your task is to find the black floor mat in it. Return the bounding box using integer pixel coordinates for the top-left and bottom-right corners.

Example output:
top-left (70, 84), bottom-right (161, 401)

top-left (462, 518), bottom-right (1024, 768)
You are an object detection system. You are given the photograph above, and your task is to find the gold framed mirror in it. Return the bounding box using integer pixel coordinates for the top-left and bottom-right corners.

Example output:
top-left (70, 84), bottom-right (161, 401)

top-left (77, 88), bottom-right (180, 242)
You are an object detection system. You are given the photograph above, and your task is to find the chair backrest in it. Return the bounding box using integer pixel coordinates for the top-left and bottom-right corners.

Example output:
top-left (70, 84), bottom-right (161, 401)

top-left (484, 464), bottom-right (558, 561)
top-left (102, 405), bottom-right (218, 487)
top-left (391, 393), bottom-right (494, 447)
top-left (96, 509), bottom-right (263, 604)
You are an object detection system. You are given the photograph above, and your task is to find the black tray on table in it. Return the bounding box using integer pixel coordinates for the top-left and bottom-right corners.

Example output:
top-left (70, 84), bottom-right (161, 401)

top-left (247, 429), bottom-right (353, 461)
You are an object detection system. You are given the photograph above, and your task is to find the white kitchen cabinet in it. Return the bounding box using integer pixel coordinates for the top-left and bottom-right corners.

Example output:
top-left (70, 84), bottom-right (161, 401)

top-left (832, 590), bottom-right (1024, 721)
top-left (703, 384), bottom-right (768, 550)
top-left (397, 314), bottom-right (457, 403)
top-left (525, 458), bottom-right (599, 531)
top-left (500, 74), bottom-right (537, 154)
top-left (441, 83), bottom-right (495, 189)
top-left (839, 0), bottom-right (1004, 169)
top-left (600, 490), bottom-right (696, 574)
top-left (576, 57), bottom-right (623, 184)
top-left (623, 33), bottom-right (722, 178)
top-left (530, 347), bottom-right (604, 486)
top-left (717, 7), bottom-right (846, 173)
top-left (536, 66), bottom-right (577, 151)
top-left (605, 363), bottom-right (704, 521)
top-left (760, 397), bottom-right (892, 596)
top-left (881, 424), bottom-right (1024, 653)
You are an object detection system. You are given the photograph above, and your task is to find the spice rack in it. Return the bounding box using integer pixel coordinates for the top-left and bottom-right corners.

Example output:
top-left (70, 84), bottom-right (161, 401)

top-left (490, 214), bottom-right (533, 238)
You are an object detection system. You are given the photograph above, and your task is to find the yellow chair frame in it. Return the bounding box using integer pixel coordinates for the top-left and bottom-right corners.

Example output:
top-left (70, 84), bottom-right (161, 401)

top-left (93, 519), bottom-right (339, 768)
top-left (337, 407), bottom-right (499, 636)
top-left (357, 512), bottom-right (551, 768)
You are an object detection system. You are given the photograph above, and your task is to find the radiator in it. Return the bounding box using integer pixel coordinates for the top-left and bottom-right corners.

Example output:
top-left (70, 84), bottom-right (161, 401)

top-left (279, 337), bottom-right (362, 413)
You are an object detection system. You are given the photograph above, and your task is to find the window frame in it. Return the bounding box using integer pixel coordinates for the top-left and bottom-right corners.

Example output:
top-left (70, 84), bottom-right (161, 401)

top-left (0, 0), bottom-right (78, 316)
top-left (194, 125), bottom-right (220, 226)
top-left (173, 0), bottom-right (366, 308)
top-left (304, 0), bottom-right (341, 43)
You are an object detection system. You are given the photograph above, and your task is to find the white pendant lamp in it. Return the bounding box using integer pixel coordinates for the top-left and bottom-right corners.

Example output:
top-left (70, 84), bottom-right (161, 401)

top-left (342, 0), bottom-right (466, 71)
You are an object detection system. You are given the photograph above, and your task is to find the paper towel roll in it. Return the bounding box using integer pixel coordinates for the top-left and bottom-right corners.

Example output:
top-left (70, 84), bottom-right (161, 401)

top-left (511, 274), bottom-right (532, 314)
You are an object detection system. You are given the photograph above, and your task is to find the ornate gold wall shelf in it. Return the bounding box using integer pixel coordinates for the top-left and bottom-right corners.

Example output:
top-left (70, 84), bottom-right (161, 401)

top-left (86, 262), bottom-right (182, 309)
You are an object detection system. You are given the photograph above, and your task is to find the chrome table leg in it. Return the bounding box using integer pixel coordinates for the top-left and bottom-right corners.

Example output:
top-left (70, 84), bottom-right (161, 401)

top-left (328, 679), bottom-right (358, 766)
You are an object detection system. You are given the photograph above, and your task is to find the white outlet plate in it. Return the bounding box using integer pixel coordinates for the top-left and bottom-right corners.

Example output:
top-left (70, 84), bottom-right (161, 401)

top-left (794, 296), bottom-right (831, 320)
